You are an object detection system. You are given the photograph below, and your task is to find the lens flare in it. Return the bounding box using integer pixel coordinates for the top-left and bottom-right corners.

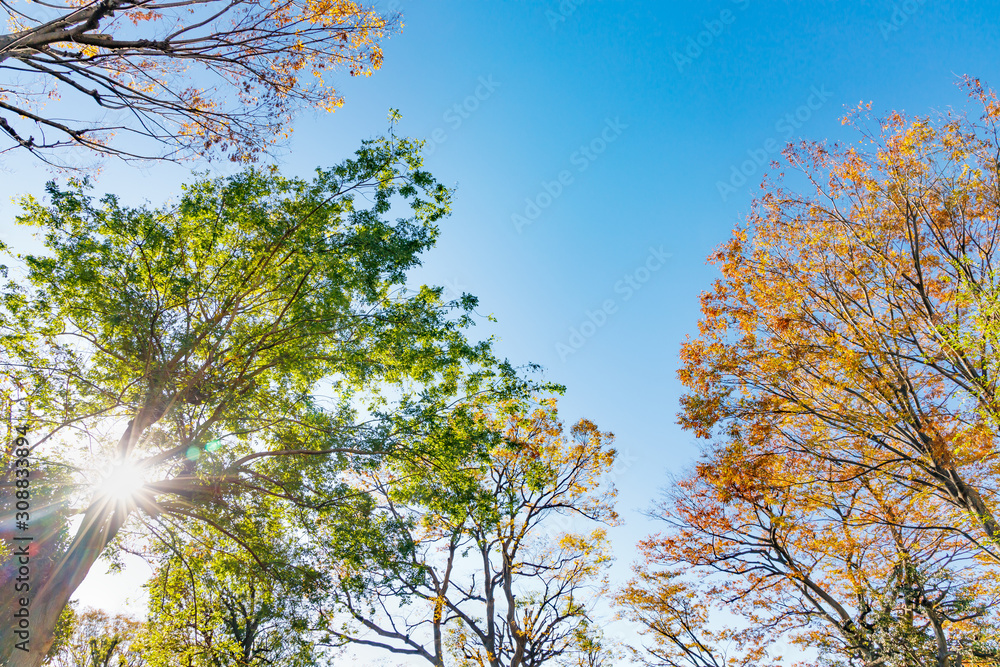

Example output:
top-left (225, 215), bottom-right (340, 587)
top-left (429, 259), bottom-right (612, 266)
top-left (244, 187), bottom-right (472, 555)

top-left (100, 462), bottom-right (145, 501)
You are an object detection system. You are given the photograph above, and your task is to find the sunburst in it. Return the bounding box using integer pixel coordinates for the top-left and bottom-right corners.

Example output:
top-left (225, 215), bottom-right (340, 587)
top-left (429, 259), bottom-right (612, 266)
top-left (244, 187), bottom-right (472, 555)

top-left (98, 461), bottom-right (146, 503)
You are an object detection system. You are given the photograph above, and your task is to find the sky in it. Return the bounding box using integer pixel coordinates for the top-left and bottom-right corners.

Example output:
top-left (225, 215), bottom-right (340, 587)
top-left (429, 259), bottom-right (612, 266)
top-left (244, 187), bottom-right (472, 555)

top-left (6, 0), bottom-right (1000, 661)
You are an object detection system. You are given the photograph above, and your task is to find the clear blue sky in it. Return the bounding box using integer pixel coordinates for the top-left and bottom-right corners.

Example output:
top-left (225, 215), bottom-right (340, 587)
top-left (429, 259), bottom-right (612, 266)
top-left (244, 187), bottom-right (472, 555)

top-left (7, 0), bottom-right (1000, 656)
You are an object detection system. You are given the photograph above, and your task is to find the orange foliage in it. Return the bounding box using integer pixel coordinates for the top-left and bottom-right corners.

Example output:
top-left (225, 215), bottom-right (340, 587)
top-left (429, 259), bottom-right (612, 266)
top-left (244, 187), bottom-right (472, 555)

top-left (0, 0), bottom-right (392, 166)
top-left (628, 80), bottom-right (1000, 667)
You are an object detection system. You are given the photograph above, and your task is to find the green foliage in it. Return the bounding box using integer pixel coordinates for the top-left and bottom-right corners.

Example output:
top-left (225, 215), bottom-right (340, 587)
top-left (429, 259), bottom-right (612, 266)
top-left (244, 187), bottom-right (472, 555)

top-left (141, 518), bottom-right (319, 667)
top-left (45, 607), bottom-right (146, 667)
top-left (43, 602), bottom-right (77, 665)
top-left (316, 398), bottom-right (619, 667)
top-left (0, 129), bottom-right (544, 664)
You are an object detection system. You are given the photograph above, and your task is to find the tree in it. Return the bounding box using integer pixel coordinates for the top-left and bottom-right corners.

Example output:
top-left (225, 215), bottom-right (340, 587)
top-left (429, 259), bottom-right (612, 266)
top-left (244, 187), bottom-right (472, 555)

top-left (140, 515), bottom-right (319, 667)
top-left (679, 77), bottom-right (1000, 565)
top-left (0, 456), bottom-right (76, 660)
top-left (46, 606), bottom-right (146, 667)
top-left (617, 569), bottom-right (755, 667)
top-left (316, 398), bottom-right (620, 667)
top-left (564, 619), bottom-right (623, 667)
top-left (623, 460), bottom-right (1000, 667)
top-left (627, 80), bottom-right (1000, 667)
top-left (0, 0), bottom-right (391, 167)
top-left (43, 604), bottom-right (77, 665)
top-left (0, 128), bottom-right (530, 666)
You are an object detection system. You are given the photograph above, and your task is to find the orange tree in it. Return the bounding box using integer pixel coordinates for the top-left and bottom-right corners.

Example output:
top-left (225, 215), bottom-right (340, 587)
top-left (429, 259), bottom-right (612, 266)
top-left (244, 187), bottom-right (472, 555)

top-left (620, 452), bottom-right (1000, 667)
top-left (622, 80), bottom-right (1000, 667)
top-left (0, 0), bottom-right (390, 166)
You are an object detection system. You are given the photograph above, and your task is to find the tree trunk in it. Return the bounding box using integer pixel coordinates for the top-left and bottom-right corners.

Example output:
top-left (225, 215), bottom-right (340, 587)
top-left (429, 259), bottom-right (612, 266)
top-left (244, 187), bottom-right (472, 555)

top-left (1, 499), bottom-right (126, 667)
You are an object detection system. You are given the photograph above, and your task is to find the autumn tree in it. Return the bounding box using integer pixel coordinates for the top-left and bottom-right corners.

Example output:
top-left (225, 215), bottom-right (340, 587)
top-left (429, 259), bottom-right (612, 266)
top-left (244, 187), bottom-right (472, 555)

top-left (680, 77), bottom-right (1000, 567)
top-left (626, 79), bottom-right (1000, 667)
top-left (623, 458), bottom-right (1000, 667)
top-left (618, 569), bottom-right (751, 667)
top-left (0, 128), bottom-right (534, 666)
top-left (0, 0), bottom-right (391, 166)
top-left (315, 398), bottom-right (620, 667)
top-left (565, 619), bottom-right (623, 667)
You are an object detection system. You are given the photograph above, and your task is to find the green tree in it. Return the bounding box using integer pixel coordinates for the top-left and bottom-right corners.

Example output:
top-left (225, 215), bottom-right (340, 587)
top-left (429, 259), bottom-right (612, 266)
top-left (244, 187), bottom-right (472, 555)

top-left (0, 127), bottom-right (530, 666)
top-left (140, 515), bottom-right (318, 667)
top-left (46, 606), bottom-right (146, 667)
top-left (318, 398), bottom-right (620, 667)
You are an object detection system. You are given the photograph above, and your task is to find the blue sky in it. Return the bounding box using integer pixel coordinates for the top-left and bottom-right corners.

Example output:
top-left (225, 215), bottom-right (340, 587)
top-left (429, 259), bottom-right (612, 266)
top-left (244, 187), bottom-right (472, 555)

top-left (7, 0), bottom-right (1000, 656)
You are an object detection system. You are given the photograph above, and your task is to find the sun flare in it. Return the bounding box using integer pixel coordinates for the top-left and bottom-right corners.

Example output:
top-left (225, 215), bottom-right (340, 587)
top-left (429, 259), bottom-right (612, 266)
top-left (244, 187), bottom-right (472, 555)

top-left (99, 462), bottom-right (146, 501)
